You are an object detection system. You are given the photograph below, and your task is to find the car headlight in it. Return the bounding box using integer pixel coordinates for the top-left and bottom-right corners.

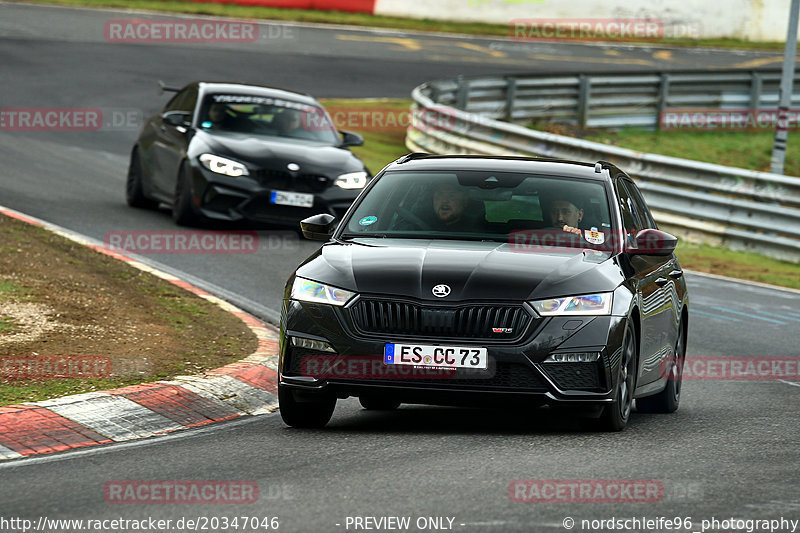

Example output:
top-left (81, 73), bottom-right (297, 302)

top-left (291, 277), bottom-right (356, 306)
top-left (334, 171), bottom-right (368, 189)
top-left (199, 153), bottom-right (249, 177)
top-left (530, 293), bottom-right (612, 316)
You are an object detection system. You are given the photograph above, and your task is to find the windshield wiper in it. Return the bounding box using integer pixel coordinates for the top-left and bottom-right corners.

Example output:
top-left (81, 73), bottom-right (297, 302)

top-left (339, 232), bottom-right (388, 240)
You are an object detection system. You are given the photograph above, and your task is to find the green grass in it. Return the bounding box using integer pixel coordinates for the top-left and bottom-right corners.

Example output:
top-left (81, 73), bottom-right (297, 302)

top-left (0, 378), bottom-right (144, 406)
top-left (0, 280), bottom-right (31, 301)
top-left (583, 128), bottom-right (800, 175)
top-left (320, 98), bottom-right (412, 174)
top-left (0, 318), bottom-right (15, 334)
top-left (9, 0), bottom-right (794, 49)
top-left (676, 241), bottom-right (800, 289)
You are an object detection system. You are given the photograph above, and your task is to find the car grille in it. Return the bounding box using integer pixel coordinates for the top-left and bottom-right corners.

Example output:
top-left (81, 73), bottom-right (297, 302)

top-left (253, 169), bottom-right (331, 193)
top-left (348, 299), bottom-right (533, 341)
top-left (539, 362), bottom-right (606, 391)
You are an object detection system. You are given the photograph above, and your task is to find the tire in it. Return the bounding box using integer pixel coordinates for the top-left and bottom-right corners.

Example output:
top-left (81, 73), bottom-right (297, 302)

top-left (636, 319), bottom-right (686, 414)
top-left (278, 384), bottom-right (336, 429)
top-left (359, 396), bottom-right (401, 411)
top-left (126, 149), bottom-right (158, 209)
top-left (596, 320), bottom-right (637, 432)
top-left (172, 161), bottom-right (201, 226)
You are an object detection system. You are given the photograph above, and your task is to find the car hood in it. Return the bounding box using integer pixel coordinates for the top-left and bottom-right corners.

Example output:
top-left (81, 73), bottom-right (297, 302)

top-left (193, 130), bottom-right (365, 173)
top-left (295, 239), bottom-right (623, 302)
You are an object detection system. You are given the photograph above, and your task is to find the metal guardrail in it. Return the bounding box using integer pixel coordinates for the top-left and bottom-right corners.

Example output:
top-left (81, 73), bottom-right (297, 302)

top-left (432, 70), bottom-right (800, 129)
top-left (406, 71), bottom-right (800, 263)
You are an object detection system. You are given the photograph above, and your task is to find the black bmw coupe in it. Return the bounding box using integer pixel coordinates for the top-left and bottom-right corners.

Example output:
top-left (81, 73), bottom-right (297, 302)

top-left (279, 154), bottom-right (689, 431)
top-left (126, 82), bottom-right (370, 226)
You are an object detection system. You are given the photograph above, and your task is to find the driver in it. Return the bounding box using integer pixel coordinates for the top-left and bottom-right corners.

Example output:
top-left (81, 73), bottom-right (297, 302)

top-left (432, 184), bottom-right (469, 227)
top-left (548, 198), bottom-right (584, 229)
top-left (205, 102), bottom-right (237, 130)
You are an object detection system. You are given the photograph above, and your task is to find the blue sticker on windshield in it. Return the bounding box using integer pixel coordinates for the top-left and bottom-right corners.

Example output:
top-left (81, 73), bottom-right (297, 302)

top-left (201, 121), bottom-right (212, 128)
top-left (359, 216), bottom-right (377, 226)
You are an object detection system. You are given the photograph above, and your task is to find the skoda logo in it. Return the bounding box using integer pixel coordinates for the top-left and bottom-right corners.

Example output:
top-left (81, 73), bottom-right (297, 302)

top-left (432, 284), bottom-right (451, 298)
top-left (287, 163), bottom-right (300, 171)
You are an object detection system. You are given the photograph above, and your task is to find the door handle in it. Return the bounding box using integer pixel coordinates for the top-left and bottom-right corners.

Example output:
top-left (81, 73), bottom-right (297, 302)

top-left (668, 269), bottom-right (683, 279)
top-left (655, 277), bottom-right (669, 287)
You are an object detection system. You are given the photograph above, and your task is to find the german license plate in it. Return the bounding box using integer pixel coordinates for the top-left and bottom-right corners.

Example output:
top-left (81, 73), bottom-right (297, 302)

top-left (269, 190), bottom-right (314, 208)
top-left (384, 343), bottom-right (488, 369)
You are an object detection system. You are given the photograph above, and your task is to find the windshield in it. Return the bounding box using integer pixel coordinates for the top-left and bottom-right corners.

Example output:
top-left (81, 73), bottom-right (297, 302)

top-left (340, 170), bottom-right (615, 251)
top-left (198, 93), bottom-right (341, 144)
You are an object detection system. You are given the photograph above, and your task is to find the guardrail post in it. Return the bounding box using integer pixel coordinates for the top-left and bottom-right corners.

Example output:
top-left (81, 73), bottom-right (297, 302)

top-left (455, 76), bottom-right (469, 110)
top-left (656, 73), bottom-right (671, 131)
top-left (749, 71), bottom-right (763, 110)
top-left (429, 83), bottom-right (441, 103)
top-left (505, 77), bottom-right (517, 122)
top-left (577, 75), bottom-right (590, 128)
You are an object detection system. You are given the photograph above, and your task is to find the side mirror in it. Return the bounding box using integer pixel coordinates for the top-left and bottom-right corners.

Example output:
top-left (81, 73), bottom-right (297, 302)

top-left (625, 228), bottom-right (677, 256)
top-left (301, 213), bottom-right (337, 241)
top-left (162, 111), bottom-right (191, 128)
top-left (339, 130), bottom-right (364, 147)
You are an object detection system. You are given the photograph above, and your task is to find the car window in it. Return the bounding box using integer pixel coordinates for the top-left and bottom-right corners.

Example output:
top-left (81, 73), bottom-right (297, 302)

top-left (615, 177), bottom-right (646, 245)
top-left (624, 179), bottom-right (658, 229)
top-left (163, 87), bottom-right (197, 116)
top-left (341, 170), bottom-right (614, 250)
top-left (197, 93), bottom-right (340, 144)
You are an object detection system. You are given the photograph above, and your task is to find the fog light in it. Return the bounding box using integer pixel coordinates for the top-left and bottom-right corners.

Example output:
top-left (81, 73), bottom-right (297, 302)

top-left (544, 352), bottom-right (600, 363)
top-left (291, 336), bottom-right (336, 353)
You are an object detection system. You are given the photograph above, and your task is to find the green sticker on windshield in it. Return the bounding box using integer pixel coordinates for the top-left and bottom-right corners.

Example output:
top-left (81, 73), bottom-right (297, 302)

top-left (359, 216), bottom-right (377, 226)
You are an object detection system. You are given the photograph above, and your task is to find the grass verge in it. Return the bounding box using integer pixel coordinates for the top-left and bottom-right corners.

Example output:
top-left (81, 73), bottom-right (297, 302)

top-left (675, 242), bottom-right (800, 289)
top-left (8, 0), bottom-right (793, 50)
top-left (582, 127), bottom-right (800, 176)
top-left (0, 213), bottom-right (257, 406)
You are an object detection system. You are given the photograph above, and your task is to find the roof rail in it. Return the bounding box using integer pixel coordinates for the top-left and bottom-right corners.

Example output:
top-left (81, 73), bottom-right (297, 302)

top-left (396, 153), bottom-right (432, 164)
top-left (595, 160), bottom-right (616, 173)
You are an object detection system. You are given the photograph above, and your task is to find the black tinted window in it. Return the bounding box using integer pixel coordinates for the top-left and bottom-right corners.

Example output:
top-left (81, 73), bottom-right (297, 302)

top-left (341, 170), bottom-right (614, 250)
top-left (624, 179), bottom-right (657, 229)
top-left (615, 178), bottom-right (645, 244)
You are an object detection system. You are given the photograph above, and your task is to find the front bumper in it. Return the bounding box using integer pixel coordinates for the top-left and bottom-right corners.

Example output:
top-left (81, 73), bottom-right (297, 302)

top-left (278, 297), bottom-right (628, 408)
top-left (188, 164), bottom-right (361, 225)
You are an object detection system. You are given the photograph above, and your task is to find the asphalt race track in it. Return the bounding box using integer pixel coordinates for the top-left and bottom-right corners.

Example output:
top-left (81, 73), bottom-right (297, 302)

top-left (1, 3), bottom-right (799, 531)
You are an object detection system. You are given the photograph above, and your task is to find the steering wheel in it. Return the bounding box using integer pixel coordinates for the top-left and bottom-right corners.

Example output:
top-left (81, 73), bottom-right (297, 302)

top-left (396, 207), bottom-right (427, 230)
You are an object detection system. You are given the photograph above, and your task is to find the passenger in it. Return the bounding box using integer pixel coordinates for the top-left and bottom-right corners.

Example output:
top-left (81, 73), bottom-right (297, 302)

top-left (274, 109), bottom-right (307, 138)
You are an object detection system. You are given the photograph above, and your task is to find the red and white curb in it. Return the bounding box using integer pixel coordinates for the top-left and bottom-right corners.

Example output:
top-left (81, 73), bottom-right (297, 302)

top-left (0, 206), bottom-right (280, 461)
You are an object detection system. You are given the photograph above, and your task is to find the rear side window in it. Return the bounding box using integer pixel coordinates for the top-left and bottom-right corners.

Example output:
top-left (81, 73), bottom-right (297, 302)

top-left (615, 178), bottom-right (645, 244)
top-left (624, 179), bottom-right (657, 229)
top-left (163, 87), bottom-right (198, 118)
